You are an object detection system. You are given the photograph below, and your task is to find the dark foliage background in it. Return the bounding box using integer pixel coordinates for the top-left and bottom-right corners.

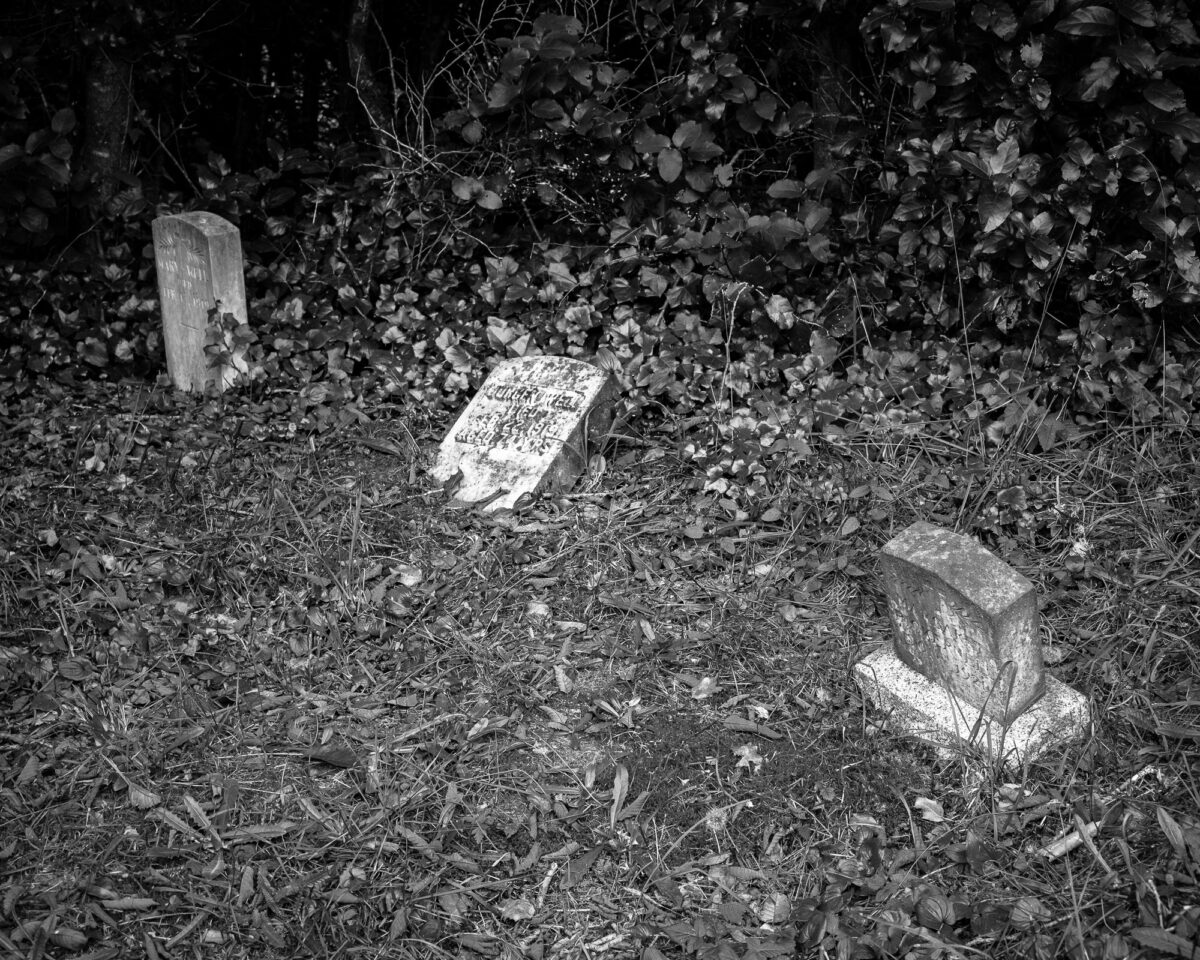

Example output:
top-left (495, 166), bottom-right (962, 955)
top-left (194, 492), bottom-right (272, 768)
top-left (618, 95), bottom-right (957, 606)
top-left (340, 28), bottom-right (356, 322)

top-left (2, 0), bottom-right (1198, 495)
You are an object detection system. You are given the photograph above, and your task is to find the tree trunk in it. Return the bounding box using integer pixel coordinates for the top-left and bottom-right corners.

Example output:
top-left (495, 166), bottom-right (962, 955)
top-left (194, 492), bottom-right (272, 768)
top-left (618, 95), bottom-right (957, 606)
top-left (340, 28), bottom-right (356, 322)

top-left (79, 50), bottom-right (133, 211)
top-left (346, 0), bottom-right (398, 161)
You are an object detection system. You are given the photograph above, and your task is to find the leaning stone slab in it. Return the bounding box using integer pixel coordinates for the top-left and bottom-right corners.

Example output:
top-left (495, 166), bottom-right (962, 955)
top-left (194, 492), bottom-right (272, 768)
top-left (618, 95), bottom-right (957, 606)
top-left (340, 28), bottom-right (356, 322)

top-left (854, 522), bottom-right (1089, 765)
top-left (152, 212), bottom-right (249, 392)
top-left (430, 356), bottom-right (617, 511)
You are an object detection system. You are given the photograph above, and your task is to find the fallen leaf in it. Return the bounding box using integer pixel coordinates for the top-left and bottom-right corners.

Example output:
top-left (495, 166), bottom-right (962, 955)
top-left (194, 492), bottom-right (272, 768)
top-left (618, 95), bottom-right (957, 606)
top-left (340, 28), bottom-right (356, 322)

top-left (915, 796), bottom-right (945, 822)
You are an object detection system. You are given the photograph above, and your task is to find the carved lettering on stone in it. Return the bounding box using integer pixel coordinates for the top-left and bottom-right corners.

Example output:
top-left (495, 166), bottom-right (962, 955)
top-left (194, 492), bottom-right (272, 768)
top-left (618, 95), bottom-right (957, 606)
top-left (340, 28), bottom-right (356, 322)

top-left (431, 356), bottom-right (617, 511)
top-left (152, 212), bottom-right (248, 392)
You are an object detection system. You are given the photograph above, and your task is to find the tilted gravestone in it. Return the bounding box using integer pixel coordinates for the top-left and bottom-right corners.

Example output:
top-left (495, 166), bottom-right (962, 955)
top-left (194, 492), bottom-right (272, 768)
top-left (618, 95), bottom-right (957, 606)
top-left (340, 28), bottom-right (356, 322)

top-left (430, 356), bottom-right (617, 512)
top-left (152, 212), bottom-right (249, 392)
top-left (855, 521), bottom-right (1089, 764)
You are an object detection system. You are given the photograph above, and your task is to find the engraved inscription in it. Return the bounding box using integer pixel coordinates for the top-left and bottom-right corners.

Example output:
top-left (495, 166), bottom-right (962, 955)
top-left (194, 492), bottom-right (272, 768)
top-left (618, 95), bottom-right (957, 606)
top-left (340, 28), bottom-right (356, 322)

top-left (453, 379), bottom-right (586, 455)
top-left (155, 234), bottom-right (217, 327)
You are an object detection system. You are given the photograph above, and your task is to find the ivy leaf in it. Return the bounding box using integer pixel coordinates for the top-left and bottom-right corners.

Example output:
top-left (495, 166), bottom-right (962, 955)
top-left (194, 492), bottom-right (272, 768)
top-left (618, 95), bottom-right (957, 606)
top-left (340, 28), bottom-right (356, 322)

top-left (476, 190), bottom-right (502, 210)
top-left (20, 206), bottom-right (49, 233)
top-left (1144, 81), bottom-right (1187, 113)
top-left (1077, 57), bottom-right (1119, 101)
top-left (1055, 5), bottom-right (1118, 35)
top-left (657, 147), bottom-right (683, 183)
top-left (978, 190), bottom-right (1012, 232)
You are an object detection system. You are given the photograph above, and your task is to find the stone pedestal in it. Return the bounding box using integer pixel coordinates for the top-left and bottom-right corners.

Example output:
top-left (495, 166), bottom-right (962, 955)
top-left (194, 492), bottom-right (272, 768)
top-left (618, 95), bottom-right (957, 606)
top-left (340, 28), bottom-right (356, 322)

top-left (152, 212), bottom-right (248, 392)
top-left (430, 356), bottom-right (617, 511)
top-left (855, 522), bottom-right (1089, 765)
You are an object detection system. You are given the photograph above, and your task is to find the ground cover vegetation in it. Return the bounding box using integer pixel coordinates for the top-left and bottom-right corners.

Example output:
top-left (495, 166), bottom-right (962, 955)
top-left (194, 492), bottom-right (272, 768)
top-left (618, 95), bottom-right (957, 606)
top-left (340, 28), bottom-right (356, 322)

top-left (0, 0), bottom-right (1198, 957)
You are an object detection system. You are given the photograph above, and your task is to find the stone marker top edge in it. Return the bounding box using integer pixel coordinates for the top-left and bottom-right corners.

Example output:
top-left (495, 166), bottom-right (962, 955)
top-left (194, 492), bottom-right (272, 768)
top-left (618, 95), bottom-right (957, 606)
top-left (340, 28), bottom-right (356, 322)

top-left (154, 211), bottom-right (239, 237)
top-left (882, 520), bottom-right (1035, 616)
top-left (487, 355), bottom-right (611, 380)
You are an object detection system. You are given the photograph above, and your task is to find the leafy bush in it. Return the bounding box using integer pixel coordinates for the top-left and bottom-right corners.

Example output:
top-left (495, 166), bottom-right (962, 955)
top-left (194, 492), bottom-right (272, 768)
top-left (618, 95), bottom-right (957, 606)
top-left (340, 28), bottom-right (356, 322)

top-left (1, 0), bottom-right (1198, 502)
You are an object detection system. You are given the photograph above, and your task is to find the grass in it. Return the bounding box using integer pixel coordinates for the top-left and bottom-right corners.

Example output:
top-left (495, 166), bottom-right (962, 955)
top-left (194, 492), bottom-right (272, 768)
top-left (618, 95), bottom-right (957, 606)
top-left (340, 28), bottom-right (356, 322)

top-left (0, 377), bottom-right (1197, 960)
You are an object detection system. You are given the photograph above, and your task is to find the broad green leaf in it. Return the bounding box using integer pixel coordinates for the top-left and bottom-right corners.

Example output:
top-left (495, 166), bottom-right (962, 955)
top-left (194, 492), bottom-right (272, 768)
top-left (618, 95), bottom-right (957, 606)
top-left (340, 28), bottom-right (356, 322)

top-left (450, 177), bottom-right (477, 201)
top-left (938, 61), bottom-right (976, 85)
top-left (807, 233), bottom-right (834, 263)
top-left (672, 120), bottom-right (704, 149)
top-left (767, 178), bottom-right (803, 199)
top-left (461, 120), bottom-right (483, 144)
top-left (1144, 81), bottom-right (1187, 113)
top-left (1022, 0), bottom-right (1058, 25)
top-left (530, 98), bottom-right (565, 121)
top-left (1055, 5), bottom-right (1118, 35)
top-left (51, 108), bottom-right (75, 135)
top-left (537, 37), bottom-right (577, 60)
top-left (657, 147), bottom-right (682, 183)
top-left (754, 93), bottom-right (778, 119)
top-left (950, 150), bottom-right (990, 179)
top-left (684, 166), bottom-right (713, 193)
top-left (978, 190), bottom-right (1012, 232)
top-left (1114, 39), bottom-right (1158, 75)
top-left (912, 80), bottom-right (936, 109)
top-left (632, 126), bottom-right (669, 154)
top-left (499, 48), bottom-right (530, 77)
top-left (765, 295), bottom-right (797, 329)
top-left (487, 80), bottom-right (517, 109)
top-left (1130, 927), bottom-right (1200, 958)
top-left (979, 137), bottom-right (1020, 176)
top-left (1077, 57), bottom-right (1118, 101)
top-left (1155, 114), bottom-right (1200, 142)
top-left (1114, 0), bottom-right (1156, 27)
top-left (476, 191), bottom-right (502, 210)
top-left (19, 206), bottom-right (48, 233)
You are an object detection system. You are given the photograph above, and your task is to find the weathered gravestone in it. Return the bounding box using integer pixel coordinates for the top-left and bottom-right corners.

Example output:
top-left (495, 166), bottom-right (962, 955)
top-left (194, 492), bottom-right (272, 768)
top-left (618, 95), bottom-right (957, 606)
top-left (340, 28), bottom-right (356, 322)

top-left (430, 356), bottom-right (617, 511)
top-left (854, 521), bottom-right (1089, 764)
top-left (152, 212), bottom-right (249, 392)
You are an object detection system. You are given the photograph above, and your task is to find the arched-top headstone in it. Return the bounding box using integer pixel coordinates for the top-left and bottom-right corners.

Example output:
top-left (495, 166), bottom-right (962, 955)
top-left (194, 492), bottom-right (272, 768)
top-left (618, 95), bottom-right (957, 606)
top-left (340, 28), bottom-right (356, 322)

top-left (152, 212), bottom-right (248, 392)
top-left (431, 356), bottom-right (617, 511)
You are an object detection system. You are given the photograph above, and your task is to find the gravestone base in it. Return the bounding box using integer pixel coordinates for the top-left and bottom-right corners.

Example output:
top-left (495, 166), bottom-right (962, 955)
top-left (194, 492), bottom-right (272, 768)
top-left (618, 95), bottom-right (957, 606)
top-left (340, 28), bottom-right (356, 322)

top-left (855, 646), bottom-right (1090, 766)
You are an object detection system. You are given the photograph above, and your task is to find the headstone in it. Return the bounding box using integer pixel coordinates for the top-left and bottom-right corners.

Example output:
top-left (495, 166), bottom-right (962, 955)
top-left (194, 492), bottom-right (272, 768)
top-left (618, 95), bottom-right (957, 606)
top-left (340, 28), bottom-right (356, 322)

top-left (430, 356), bottom-right (617, 511)
top-left (152, 212), bottom-right (249, 392)
top-left (855, 521), bottom-right (1089, 765)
